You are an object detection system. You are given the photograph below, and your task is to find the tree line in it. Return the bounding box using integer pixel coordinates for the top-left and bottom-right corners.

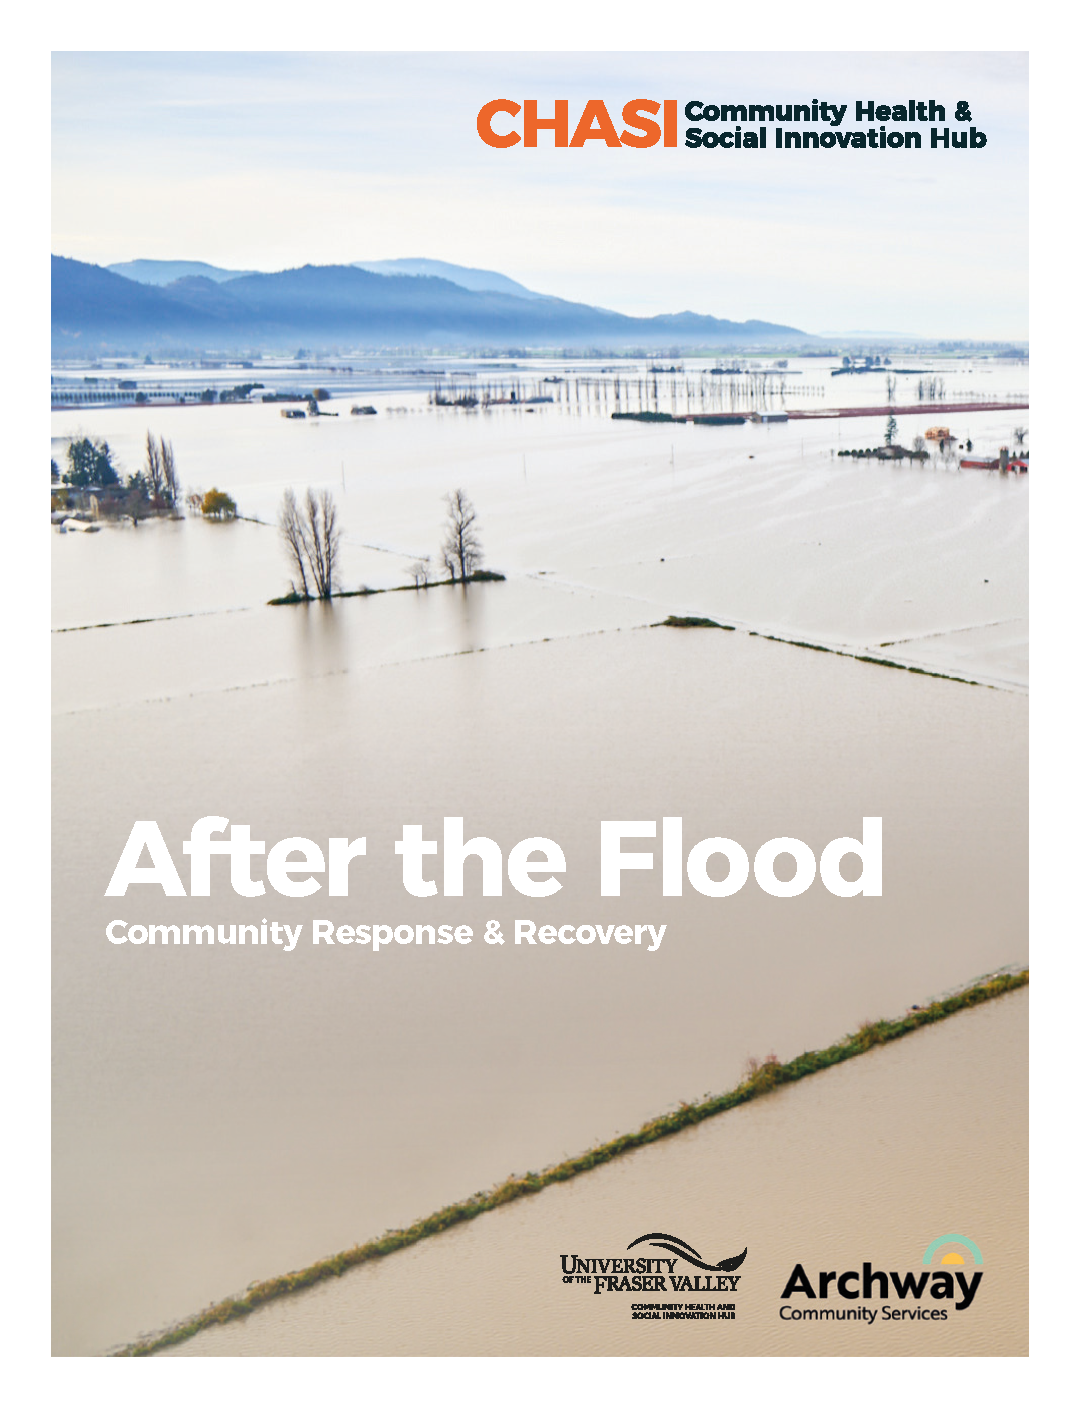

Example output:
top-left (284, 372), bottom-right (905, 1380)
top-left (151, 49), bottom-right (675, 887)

top-left (277, 486), bottom-right (485, 600)
top-left (54, 433), bottom-right (182, 523)
top-left (53, 432), bottom-right (246, 525)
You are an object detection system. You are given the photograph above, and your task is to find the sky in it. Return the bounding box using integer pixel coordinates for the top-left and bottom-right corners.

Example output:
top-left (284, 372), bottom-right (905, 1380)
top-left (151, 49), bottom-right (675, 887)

top-left (51, 51), bottom-right (1028, 339)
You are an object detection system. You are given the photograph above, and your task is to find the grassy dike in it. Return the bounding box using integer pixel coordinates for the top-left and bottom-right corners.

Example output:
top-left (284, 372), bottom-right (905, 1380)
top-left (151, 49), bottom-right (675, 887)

top-left (654, 617), bottom-right (993, 687)
top-left (115, 967), bottom-right (1028, 1356)
top-left (268, 570), bottom-right (505, 606)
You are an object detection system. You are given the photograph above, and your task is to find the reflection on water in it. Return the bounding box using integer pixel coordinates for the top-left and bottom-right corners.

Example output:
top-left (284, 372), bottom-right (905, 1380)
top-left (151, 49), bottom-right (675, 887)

top-left (167, 988), bottom-right (1027, 1357)
top-left (52, 578), bottom-right (658, 715)
top-left (452, 579), bottom-right (486, 658)
top-left (294, 594), bottom-right (345, 677)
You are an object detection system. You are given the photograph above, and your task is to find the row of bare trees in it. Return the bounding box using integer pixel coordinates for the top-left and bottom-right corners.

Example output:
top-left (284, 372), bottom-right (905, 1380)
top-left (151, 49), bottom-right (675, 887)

top-left (408, 488), bottom-right (483, 587)
top-left (278, 486), bottom-right (484, 601)
top-left (144, 433), bottom-right (180, 510)
top-left (279, 488), bottom-right (341, 599)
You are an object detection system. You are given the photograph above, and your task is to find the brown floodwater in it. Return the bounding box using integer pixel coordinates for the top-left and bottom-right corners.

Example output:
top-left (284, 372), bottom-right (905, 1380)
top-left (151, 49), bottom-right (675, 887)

top-left (52, 625), bottom-right (1026, 1355)
top-left (166, 987), bottom-right (1027, 1357)
top-left (52, 365), bottom-right (1027, 1354)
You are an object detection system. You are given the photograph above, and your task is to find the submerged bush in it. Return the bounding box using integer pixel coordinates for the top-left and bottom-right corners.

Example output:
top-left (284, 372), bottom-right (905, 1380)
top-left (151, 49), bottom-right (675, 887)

top-left (201, 488), bottom-right (237, 519)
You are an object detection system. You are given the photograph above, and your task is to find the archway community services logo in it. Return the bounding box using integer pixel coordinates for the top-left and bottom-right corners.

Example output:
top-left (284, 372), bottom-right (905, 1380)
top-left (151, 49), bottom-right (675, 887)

top-left (560, 1231), bottom-right (748, 1323)
top-left (779, 1234), bottom-right (985, 1327)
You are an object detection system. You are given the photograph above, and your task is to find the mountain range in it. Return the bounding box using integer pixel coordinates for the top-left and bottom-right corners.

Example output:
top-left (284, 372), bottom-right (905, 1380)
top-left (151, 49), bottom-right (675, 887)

top-left (53, 255), bottom-right (815, 353)
top-left (106, 259), bottom-right (260, 285)
top-left (107, 256), bottom-right (545, 299)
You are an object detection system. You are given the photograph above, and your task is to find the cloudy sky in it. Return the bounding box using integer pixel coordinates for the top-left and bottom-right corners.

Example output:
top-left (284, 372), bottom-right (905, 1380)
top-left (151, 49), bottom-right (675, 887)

top-left (52, 51), bottom-right (1027, 338)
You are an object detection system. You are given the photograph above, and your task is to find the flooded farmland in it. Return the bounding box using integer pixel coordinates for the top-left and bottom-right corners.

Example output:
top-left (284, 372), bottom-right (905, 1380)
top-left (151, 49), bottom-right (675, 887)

top-left (51, 355), bottom-right (1028, 1355)
top-left (164, 986), bottom-right (1027, 1357)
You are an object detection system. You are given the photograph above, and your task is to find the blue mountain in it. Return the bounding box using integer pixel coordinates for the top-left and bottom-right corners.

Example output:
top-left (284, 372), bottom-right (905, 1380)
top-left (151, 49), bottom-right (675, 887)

top-left (53, 255), bottom-right (814, 352)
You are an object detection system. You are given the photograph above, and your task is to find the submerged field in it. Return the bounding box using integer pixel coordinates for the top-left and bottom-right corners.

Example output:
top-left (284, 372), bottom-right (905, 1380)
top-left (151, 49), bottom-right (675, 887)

top-left (51, 356), bottom-right (1028, 1355)
top-left (162, 982), bottom-right (1028, 1358)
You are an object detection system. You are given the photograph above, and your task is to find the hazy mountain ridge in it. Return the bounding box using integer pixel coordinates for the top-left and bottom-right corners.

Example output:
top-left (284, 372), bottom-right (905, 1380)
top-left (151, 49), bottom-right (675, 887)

top-left (106, 259), bottom-right (259, 285)
top-left (350, 258), bottom-right (545, 300)
top-left (52, 255), bottom-right (814, 351)
top-left (106, 255), bottom-right (543, 297)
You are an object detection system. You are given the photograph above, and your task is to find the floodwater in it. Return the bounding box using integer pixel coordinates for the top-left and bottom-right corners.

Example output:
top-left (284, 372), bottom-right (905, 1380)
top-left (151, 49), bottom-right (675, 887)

top-left (53, 356), bottom-right (1028, 684)
top-left (166, 987), bottom-right (1027, 1357)
top-left (51, 357), bottom-right (1027, 1355)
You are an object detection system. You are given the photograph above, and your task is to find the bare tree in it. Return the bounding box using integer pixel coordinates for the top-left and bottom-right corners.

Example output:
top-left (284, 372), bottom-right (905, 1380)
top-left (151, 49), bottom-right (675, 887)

top-left (160, 438), bottom-right (179, 509)
top-left (441, 488), bottom-right (483, 583)
top-left (278, 487), bottom-right (341, 599)
top-left (407, 556), bottom-right (432, 588)
top-left (279, 488), bottom-right (311, 599)
top-left (144, 432), bottom-right (164, 502)
top-left (303, 488), bottom-right (340, 598)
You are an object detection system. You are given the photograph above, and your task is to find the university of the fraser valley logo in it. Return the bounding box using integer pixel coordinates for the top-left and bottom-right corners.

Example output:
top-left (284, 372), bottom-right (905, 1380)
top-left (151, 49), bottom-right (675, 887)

top-left (779, 1234), bottom-right (985, 1326)
top-left (561, 1231), bottom-right (747, 1323)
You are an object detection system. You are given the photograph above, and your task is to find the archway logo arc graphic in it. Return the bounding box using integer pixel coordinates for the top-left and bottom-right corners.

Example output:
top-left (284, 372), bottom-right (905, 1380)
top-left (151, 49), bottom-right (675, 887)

top-left (922, 1233), bottom-right (984, 1265)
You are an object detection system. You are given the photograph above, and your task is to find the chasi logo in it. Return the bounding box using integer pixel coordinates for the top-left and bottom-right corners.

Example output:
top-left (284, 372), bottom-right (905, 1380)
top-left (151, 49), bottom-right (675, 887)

top-left (779, 1235), bottom-right (985, 1324)
top-left (561, 1231), bottom-right (747, 1295)
top-left (477, 99), bottom-right (680, 149)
